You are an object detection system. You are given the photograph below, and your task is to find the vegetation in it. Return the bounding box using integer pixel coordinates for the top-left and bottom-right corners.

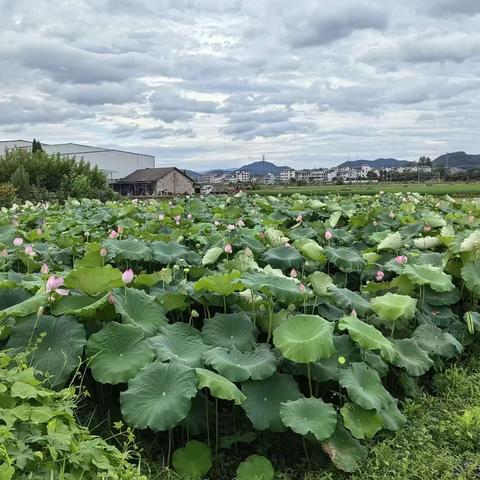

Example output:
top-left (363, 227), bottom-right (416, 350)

top-left (0, 147), bottom-right (116, 203)
top-left (0, 192), bottom-right (479, 478)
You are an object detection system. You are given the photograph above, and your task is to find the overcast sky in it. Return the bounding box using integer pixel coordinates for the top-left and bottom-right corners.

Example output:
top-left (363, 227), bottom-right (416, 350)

top-left (0, 0), bottom-right (479, 171)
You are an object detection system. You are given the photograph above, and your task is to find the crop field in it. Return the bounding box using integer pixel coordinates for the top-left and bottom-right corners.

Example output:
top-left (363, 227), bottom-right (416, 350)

top-left (254, 182), bottom-right (480, 197)
top-left (1, 192), bottom-right (480, 479)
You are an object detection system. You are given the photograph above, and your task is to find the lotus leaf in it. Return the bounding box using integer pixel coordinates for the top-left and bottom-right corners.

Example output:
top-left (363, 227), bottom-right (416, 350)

top-left (403, 264), bottom-right (454, 292)
top-left (64, 266), bottom-right (124, 296)
top-left (193, 271), bottom-right (244, 296)
top-left (237, 455), bottom-right (274, 480)
top-left (308, 271), bottom-right (332, 295)
top-left (102, 239), bottom-right (151, 261)
top-left (461, 261), bottom-right (480, 297)
top-left (293, 238), bottom-right (324, 261)
top-left (328, 286), bottom-right (371, 316)
top-left (341, 403), bottom-right (383, 439)
top-left (202, 247), bottom-right (224, 266)
top-left (172, 440), bottom-right (212, 480)
top-left (377, 232), bottom-right (403, 251)
top-left (370, 293), bottom-right (417, 322)
top-left (261, 245), bottom-right (304, 270)
top-left (151, 241), bottom-right (201, 265)
top-left (195, 368), bottom-right (246, 405)
top-left (413, 324), bottom-right (463, 358)
top-left (324, 247), bottom-right (365, 273)
top-left (241, 272), bottom-right (303, 304)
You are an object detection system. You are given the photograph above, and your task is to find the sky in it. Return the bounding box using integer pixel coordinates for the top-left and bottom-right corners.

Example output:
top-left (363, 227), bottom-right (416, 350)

top-left (0, 0), bottom-right (479, 171)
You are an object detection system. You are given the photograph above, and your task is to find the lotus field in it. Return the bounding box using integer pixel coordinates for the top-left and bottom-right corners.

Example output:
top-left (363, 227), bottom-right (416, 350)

top-left (1, 192), bottom-right (480, 478)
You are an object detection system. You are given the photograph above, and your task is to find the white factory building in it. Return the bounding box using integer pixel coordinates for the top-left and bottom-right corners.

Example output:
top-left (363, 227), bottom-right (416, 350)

top-left (0, 140), bottom-right (155, 182)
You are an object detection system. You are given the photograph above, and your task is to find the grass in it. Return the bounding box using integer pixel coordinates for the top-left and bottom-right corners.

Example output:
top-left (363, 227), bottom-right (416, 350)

top-left (252, 182), bottom-right (480, 197)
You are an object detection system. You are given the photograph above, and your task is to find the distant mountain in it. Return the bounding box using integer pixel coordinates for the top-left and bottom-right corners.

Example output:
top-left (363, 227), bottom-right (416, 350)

top-left (337, 158), bottom-right (414, 169)
top-left (432, 151), bottom-right (480, 170)
top-left (237, 160), bottom-right (290, 175)
top-left (183, 169), bottom-right (200, 180)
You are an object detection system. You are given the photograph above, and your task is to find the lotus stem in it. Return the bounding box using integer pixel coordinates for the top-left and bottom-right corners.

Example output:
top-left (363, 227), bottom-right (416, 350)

top-left (167, 428), bottom-right (172, 466)
top-left (302, 436), bottom-right (311, 468)
top-left (205, 391), bottom-right (210, 448)
top-left (307, 362), bottom-right (313, 397)
top-left (232, 404), bottom-right (238, 456)
top-left (266, 300), bottom-right (273, 343)
top-left (215, 398), bottom-right (219, 463)
top-left (223, 295), bottom-right (227, 314)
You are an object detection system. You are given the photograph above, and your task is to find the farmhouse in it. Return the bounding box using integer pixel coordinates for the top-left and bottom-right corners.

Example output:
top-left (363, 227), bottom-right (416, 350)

top-left (115, 167), bottom-right (199, 196)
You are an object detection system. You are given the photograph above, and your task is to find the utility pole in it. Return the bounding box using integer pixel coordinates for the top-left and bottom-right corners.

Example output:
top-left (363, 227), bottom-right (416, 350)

top-left (445, 152), bottom-right (449, 183)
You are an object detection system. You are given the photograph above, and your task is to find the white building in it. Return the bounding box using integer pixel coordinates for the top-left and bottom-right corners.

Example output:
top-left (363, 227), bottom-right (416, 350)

top-left (280, 168), bottom-right (296, 182)
top-left (235, 170), bottom-right (251, 183)
top-left (0, 139), bottom-right (155, 182)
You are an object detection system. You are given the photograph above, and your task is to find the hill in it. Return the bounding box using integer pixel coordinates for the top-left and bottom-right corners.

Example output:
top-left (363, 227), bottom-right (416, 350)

top-left (432, 151), bottom-right (480, 170)
top-left (337, 158), bottom-right (414, 169)
top-left (237, 160), bottom-right (289, 175)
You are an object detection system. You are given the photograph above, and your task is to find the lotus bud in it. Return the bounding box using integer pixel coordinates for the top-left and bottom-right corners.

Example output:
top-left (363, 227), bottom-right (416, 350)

top-left (187, 213), bottom-right (193, 220)
top-left (351, 309), bottom-right (357, 317)
top-left (100, 247), bottom-right (108, 257)
top-left (214, 220), bottom-right (220, 226)
top-left (108, 293), bottom-right (116, 304)
top-left (41, 264), bottom-right (49, 275)
top-left (1, 249), bottom-right (8, 257)
top-left (24, 245), bottom-right (35, 257)
top-left (394, 255), bottom-right (408, 265)
top-left (173, 264), bottom-right (180, 270)
top-left (109, 230), bottom-right (119, 239)
top-left (389, 211), bottom-right (395, 219)
top-left (423, 225), bottom-right (431, 232)
top-left (117, 226), bottom-right (124, 234)
top-left (379, 190), bottom-right (384, 195)
top-left (159, 213), bottom-right (165, 221)
top-left (13, 237), bottom-right (23, 247)
top-left (37, 306), bottom-right (44, 316)
top-left (373, 220), bottom-right (377, 226)
top-left (468, 214), bottom-right (474, 224)
top-left (237, 219), bottom-right (245, 227)
top-left (284, 241), bottom-right (291, 247)
top-left (224, 243), bottom-right (233, 254)
top-left (324, 230), bottom-right (333, 241)
top-left (296, 214), bottom-right (303, 223)
top-left (36, 228), bottom-right (43, 236)
top-left (122, 268), bottom-right (134, 284)
top-left (290, 268), bottom-right (297, 278)
top-left (375, 270), bottom-right (385, 282)
top-left (227, 224), bottom-right (236, 231)
top-left (245, 247), bottom-right (253, 257)
top-left (299, 283), bottom-right (305, 292)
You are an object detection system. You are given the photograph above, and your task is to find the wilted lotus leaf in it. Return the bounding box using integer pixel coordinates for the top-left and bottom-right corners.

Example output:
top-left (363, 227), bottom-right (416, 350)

top-left (241, 272), bottom-right (303, 304)
top-left (403, 265), bottom-right (454, 292)
top-left (280, 397), bottom-right (337, 441)
top-left (273, 314), bottom-right (335, 363)
top-left (102, 239), bottom-right (151, 261)
top-left (195, 368), bottom-right (246, 405)
top-left (340, 403), bottom-right (383, 439)
top-left (149, 323), bottom-right (207, 368)
top-left (201, 312), bottom-right (257, 352)
top-left (64, 266), bottom-right (124, 296)
top-left (413, 324), bottom-right (463, 358)
top-left (413, 236), bottom-right (441, 249)
top-left (237, 455), bottom-right (274, 480)
top-left (322, 422), bottom-right (368, 473)
top-left (204, 344), bottom-right (280, 382)
top-left (370, 293), bottom-right (417, 323)
top-left (120, 361), bottom-right (197, 431)
top-left (391, 338), bottom-right (433, 376)
top-left (86, 322), bottom-right (154, 384)
top-left (241, 373), bottom-right (301, 431)
top-left (113, 287), bottom-right (167, 336)
top-left (261, 245), bottom-right (304, 270)
top-left (324, 246), bottom-right (365, 273)
top-left (172, 440), bottom-right (212, 480)
top-left (338, 315), bottom-right (397, 362)
top-left (339, 362), bottom-right (394, 411)
top-left (7, 314), bottom-right (86, 387)
top-left (377, 232), bottom-right (403, 251)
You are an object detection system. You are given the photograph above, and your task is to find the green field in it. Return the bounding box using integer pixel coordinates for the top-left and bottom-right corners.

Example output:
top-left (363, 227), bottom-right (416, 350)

top-left (253, 182), bottom-right (480, 197)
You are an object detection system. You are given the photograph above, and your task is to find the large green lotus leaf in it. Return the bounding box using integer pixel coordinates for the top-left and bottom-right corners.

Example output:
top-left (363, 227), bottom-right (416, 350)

top-left (0, 288), bottom-right (32, 310)
top-left (280, 397), bottom-right (337, 441)
top-left (149, 323), bottom-right (208, 368)
top-left (52, 293), bottom-right (109, 318)
top-left (202, 247), bottom-right (224, 266)
top-left (423, 285), bottom-right (460, 306)
top-left (293, 238), bottom-right (324, 261)
top-left (328, 210), bottom-right (342, 228)
top-left (321, 422), bottom-right (368, 473)
top-left (241, 272), bottom-right (303, 304)
top-left (370, 293), bottom-right (417, 322)
top-left (195, 368), bottom-right (246, 405)
top-left (324, 247), bottom-right (365, 273)
top-left (308, 271), bottom-right (333, 295)
top-left (237, 455), bottom-right (274, 480)
top-left (172, 440), bottom-right (212, 480)
top-left (151, 241), bottom-right (201, 265)
top-left (134, 269), bottom-right (172, 288)
top-left (193, 271), bottom-right (244, 296)
top-left (201, 312), bottom-right (257, 352)
top-left (241, 373), bottom-right (302, 431)
top-left (261, 246), bottom-right (304, 270)
top-left (86, 322), bottom-right (154, 384)
top-left (391, 338), bottom-right (434, 376)
top-left (120, 361), bottom-right (197, 431)
top-left (273, 314), bottom-right (335, 363)
top-left (74, 242), bottom-right (103, 268)
top-left (0, 292), bottom-right (48, 322)
top-left (377, 232), bottom-right (403, 251)
top-left (204, 345), bottom-right (280, 382)
top-left (224, 249), bottom-right (261, 273)
top-left (413, 324), bottom-right (463, 358)
top-left (338, 362), bottom-right (394, 412)
top-left (113, 287), bottom-right (167, 336)
top-left (338, 315), bottom-right (397, 362)
top-left (461, 261), bottom-right (480, 297)
top-left (181, 393), bottom-right (212, 436)
top-left (7, 314), bottom-right (86, 387)
top-left (264, 227), bottom-right (289, 246)
top-left (102, 239), bottom-right (151, 261)
top-left (380, 400), bottom-right (407, 431)
top-left (340, 403), bottom-right (383, 439)
top-left (422, 212), bottom-right (446, 228)
top-left (64, 266), bottom-right (124, 296)
top-left (328, 286), bottom-right (371, 317)
top-left (403, 265), bottom-right (454, 293)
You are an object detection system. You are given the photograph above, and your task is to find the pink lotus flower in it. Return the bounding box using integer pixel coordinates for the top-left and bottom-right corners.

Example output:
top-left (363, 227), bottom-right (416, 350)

top-left (159, 213), bottom-right (165, 221)
top-left (237, 219), bottom-right (245, 227)
top-left (224, 243), bottom-right (233, 254)
top-left (290, 268), bottom-right (297, 278)
top-left (13, 237), bottom-right (23, 247)
top-left (227, 224), bottom-right (236, 231)
top-left (187, 213), bottom-right (193, 220)
top-left (122, 268), bottom-right (134, 284)
top-left (24, 245), bottom-right (35, 257)
top-left (299, 283), bottom-right (305, 292)
top-left (46, 275), bottom-right (69, 296)
top-left (375, 270), bottom-right (384, 282)
top-left (389, 211), bottom-right (395, 219)
top-left (100, 247), bottom-right (108, 257)
top-left (174, 215), bottom-right (181, 223)
top-left (117, 226), bottom-right (124, 234)
top-left (395, 255), bottom-right (408, 265)
top-left (41, 264), bottom-right (49, 274)
top-left (109, 230), bottom-right (119, 239)
top-left (324, 230), bottom-right (333, 241)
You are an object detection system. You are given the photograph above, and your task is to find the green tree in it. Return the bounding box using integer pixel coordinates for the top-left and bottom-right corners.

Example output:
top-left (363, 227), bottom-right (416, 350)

top-left (32, 138), bottom-right (43, 153)
top-left (10, 165), bottom-right (30, 199)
